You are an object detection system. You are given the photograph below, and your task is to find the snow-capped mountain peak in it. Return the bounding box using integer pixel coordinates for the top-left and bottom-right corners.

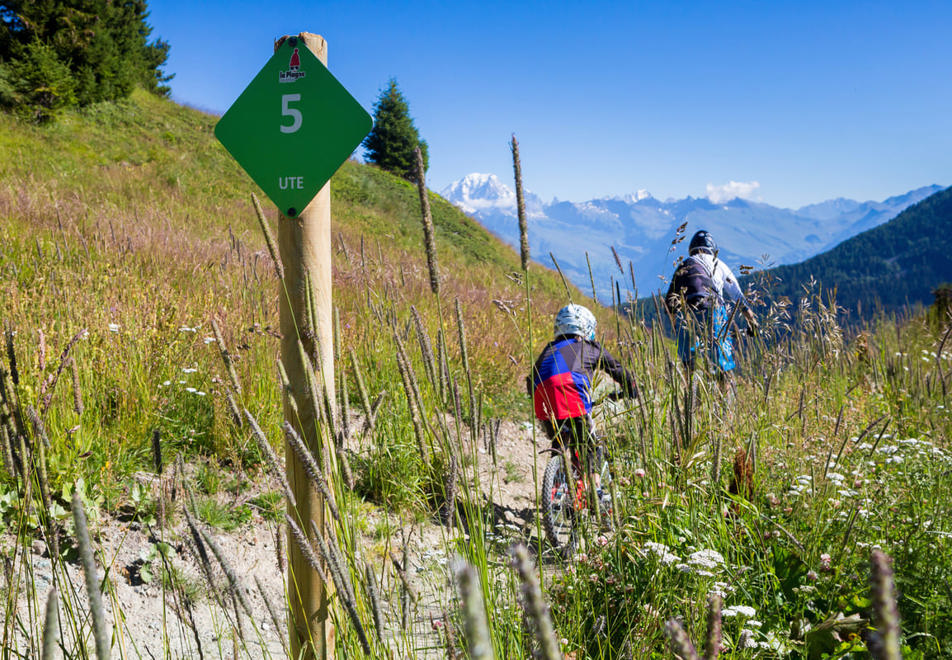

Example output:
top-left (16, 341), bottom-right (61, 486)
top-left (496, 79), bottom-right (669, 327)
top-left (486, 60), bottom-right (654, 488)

top-left (437, 172), bottom-right (943, 301)
top-left (440, 173), bottom-right (516, 214)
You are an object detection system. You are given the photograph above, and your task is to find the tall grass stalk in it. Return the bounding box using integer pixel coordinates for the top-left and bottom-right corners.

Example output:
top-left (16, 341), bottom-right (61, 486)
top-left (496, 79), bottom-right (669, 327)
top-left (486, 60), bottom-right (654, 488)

top-left (308, 520), bottom-right (370, 654)
top-left (41, 588), bottom-right (58, 660)
top-left (393, 332), bottom-right (428, 462)
top-left (199, 527), bottom-right (255, 622)
top-left (869, 549), bottom-right (902, 660)
top-left (410, 305), bottom-right (438, 392)
top-left (285, 515), bottom-right (329, 583)
top-left (69, 356), bottom-right (83, 415)
top-left (453, 561), bottom-right (493, 660)
top-left (5, 329), bottom-right (19, 386)
top-left (348, 348), bottom-right (374, 432)
top-left (510, 544), bottom-right (560, 660)
top-left (705, 594), bottom-right (722, 660)
top-left (295, 339), bottom-right (327, 443)
top-left (282, 421), bottom-right (341, 522)
top-left (244, 409), bottom-right (296, 507)
top-left (72, 490), bottom-right (111, 660)
top-left (665, 619), bottom-right (699, 660)
top-left (510, 134), bottom-right (530, 272)
top-left (39, 328), bottom-right (86, 416)
top-left (455, 299), bottom-right (477, 443)
top-left (548, 252), bottom-right (573, 302)
top-left (211, 319), bottom-right (242, 395)
top-left (255, 575), bottom-right (289, 658)
top-left (364, 563), bottom-right (385, 644)
top-left (414, 147), bottom-right (440, 296)
top-left (251, 192), bottom-right (284, 280)
top-left (585, 252), bottom-right (598, 304)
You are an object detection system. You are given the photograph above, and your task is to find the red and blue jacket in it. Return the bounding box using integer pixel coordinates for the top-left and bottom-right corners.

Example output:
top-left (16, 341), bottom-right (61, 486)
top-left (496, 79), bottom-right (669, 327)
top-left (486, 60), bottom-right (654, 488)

top-left (529, 336), bottom-right (637, 422)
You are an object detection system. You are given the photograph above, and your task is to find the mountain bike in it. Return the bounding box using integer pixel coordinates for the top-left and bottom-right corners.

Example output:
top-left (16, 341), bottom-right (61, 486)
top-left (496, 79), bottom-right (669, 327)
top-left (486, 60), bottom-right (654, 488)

top-left (539, 392), bottom-right (624, 558)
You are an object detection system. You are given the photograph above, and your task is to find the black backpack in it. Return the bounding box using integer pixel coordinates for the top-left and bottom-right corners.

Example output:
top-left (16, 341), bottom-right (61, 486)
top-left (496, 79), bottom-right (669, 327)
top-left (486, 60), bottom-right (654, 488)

top-left (666, 256), bottom-right (718, 312)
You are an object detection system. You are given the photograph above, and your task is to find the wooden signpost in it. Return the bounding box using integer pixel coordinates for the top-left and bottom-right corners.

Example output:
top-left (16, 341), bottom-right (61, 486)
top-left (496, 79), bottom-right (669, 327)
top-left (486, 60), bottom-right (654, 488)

top-left (215, 32), bottom-right (372, 659)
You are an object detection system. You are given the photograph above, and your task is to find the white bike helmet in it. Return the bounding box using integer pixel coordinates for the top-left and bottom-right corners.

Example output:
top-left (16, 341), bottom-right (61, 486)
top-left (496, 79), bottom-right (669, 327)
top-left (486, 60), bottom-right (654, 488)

top-left (554, 304), bottom-right (597, 340)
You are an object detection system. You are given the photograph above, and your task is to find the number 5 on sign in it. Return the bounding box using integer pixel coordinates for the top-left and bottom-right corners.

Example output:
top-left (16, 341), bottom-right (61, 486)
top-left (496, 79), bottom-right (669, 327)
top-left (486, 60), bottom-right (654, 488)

top-left (281, 94), bottom-right (302, 133)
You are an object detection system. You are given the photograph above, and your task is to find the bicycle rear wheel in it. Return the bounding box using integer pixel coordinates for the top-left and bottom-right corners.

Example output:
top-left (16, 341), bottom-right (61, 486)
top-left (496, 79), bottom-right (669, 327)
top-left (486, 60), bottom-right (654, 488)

top-left (541, 453), bottom-right (577, 557)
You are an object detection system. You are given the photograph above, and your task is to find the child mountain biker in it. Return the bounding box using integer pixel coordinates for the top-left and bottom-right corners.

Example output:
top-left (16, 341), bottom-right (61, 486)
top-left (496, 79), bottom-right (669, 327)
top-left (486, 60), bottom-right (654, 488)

top-left (528, 304), bottom-right (639, 494)
top-left (665, 230), bottom-right (758, 386)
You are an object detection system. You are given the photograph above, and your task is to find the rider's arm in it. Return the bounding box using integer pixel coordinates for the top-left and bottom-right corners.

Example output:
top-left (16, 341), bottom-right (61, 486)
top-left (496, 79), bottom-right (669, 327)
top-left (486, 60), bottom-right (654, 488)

top-left (716, 261), bottom-right (745, 304)
top-left (588, 342), bottom-right (639, 399)
top-left (716, 260), bottom-right (758, 328)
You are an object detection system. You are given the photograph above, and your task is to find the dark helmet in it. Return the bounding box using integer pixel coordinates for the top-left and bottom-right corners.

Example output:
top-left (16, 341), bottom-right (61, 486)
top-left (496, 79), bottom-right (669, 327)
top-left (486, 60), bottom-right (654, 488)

top-left (689, 230), bottom-right (717, 255)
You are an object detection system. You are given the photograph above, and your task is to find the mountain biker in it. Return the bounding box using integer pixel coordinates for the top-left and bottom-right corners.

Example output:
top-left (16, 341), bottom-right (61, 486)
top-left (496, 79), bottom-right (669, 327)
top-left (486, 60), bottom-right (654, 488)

top-left (665, 230), bottom-right (758, 383)
top-left (528, 304), bottom-right (638, 494)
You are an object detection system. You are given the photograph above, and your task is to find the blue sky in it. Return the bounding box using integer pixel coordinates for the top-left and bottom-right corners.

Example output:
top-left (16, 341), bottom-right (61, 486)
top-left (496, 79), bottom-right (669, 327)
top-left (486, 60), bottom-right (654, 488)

top-left (148, 0), bottom-right (950, 208)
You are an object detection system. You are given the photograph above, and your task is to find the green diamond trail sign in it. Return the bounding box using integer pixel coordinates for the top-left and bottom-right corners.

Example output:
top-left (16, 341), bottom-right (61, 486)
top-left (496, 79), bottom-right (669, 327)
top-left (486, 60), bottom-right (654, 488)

top-left (215, 37), bottom-right (372, 217)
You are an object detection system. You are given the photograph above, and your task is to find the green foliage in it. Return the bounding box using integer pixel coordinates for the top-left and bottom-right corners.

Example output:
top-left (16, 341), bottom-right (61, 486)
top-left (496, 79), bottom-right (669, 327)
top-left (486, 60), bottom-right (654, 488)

top-left (0, 0), bottom-right (170, 117)
top-left (362, 78), bottom-right (428, 182)
top-left (194, 496), bottom-right (252, 531)
top-left (0, 37), bottom-right (75, 121)
top-left (248, 491), bottom-right (283, 522)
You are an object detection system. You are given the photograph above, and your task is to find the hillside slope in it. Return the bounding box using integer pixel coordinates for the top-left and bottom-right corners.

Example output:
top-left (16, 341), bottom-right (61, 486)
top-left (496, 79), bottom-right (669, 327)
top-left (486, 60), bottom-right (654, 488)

top-left (0, 90), bottom-right (587, 403)
top-left (752, 185), bottom-right (952, 320)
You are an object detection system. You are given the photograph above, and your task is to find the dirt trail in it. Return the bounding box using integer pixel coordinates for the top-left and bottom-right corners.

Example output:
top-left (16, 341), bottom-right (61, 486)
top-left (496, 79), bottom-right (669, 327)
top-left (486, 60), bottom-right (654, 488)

top-left (9, 418), bottom-right (549, 658)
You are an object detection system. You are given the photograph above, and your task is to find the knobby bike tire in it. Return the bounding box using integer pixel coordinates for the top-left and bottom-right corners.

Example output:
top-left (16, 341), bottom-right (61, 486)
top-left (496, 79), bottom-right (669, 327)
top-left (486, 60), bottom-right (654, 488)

top-left (541, 453), bottom-right (577, 558)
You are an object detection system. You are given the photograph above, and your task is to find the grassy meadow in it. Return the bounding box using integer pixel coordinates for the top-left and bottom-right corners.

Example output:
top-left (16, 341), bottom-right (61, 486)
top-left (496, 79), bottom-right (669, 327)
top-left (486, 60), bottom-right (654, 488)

top-left (0, 91), bottom-right (950, 658)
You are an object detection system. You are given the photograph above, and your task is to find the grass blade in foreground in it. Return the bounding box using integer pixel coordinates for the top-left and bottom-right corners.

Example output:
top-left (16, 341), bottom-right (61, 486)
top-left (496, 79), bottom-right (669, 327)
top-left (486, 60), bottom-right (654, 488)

top-left (869, 549), bottom-right (902, 660)
top-left (665, 619), bottom-right (699, 660)
top-left (510, 544), bottom-right (560, 660)
top-left (454, 560), bottom-right (493, 660)
top-left (72, 491), bottom-right (111, 660)
top-left (41, 587), bottom-right (59, 660)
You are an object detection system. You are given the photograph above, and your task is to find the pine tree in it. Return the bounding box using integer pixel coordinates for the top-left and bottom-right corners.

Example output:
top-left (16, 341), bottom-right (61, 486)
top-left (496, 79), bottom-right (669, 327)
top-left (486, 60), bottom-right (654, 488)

top-left (362, 78), bottom-right (428, 182)
top-left (0, 0), bottom-right (171, 118)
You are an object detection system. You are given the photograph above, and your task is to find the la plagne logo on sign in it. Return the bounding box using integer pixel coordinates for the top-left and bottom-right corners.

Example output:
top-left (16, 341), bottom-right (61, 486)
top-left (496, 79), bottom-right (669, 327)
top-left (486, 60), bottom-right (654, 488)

top-left (279, 48), bottom-right (306, 83)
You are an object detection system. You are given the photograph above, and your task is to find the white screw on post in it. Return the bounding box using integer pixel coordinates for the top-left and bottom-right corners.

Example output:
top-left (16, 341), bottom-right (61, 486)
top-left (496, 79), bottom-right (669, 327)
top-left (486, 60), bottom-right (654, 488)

top-left (276, 31), bottom-right (337, 660)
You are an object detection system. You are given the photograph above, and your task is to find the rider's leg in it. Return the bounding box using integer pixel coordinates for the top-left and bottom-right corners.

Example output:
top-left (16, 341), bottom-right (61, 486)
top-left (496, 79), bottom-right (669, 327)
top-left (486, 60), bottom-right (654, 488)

top-left (570, 418), bottom-right (604, 493)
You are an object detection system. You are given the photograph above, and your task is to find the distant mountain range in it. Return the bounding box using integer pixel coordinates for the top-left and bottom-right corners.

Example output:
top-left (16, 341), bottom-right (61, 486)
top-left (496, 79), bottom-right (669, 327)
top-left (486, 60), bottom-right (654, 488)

top-left (750, 185), bottom-right (952, 321)
top-left (440, 174), bottom-right (943, 302)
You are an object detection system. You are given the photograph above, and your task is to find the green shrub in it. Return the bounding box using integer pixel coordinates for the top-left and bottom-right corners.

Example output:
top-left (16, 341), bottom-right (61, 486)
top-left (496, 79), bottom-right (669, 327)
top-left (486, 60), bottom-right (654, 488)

top-left (0, 38), bottom-right (76, 122)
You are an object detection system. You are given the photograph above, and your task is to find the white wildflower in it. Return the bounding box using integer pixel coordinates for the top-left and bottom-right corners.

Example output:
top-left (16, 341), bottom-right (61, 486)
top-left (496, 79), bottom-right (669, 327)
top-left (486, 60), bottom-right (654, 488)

top-left (722, 605), bottom-right (756, 618)
top-left (108, 323), bottom-right (120, 333)
top-left (643, 542), bottom-right (680, 565)
top-left (687, 549), bottom-right (724, 572)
